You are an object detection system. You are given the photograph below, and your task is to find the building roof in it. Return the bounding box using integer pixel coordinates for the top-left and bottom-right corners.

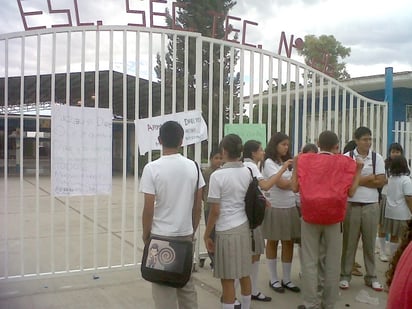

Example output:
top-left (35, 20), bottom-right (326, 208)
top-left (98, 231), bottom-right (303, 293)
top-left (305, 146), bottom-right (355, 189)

top-left (342, 71), bottom-right (412, 92)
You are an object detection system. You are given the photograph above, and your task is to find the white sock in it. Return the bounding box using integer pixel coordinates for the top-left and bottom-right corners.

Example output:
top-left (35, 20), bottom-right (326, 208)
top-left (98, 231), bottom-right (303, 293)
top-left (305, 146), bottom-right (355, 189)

top-left (234, 278), bottom-right (240, 290)
top-left (241, 294), bottom-right (251, 309)
top-left (267, 258), bottom-right (278, 284)
top-left (282, 262), bottom-right (292, 284)
top-left (378, 237), bottom-right (386, 254)
top-left (251, 261), bottom-right (259, 295)
top-left (390, 242), bottom-right (399, 257)
top-left (222, 304), bottom-right (234, 309)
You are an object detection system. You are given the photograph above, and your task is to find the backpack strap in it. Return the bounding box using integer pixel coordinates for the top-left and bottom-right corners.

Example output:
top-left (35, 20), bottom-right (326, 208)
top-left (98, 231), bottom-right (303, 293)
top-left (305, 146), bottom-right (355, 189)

top-left (351, 150), bottom-right (376, 175)
top-left (193, 161), bottom-right (200, 203)
top-left (247, 167), bottom-right (254, 179)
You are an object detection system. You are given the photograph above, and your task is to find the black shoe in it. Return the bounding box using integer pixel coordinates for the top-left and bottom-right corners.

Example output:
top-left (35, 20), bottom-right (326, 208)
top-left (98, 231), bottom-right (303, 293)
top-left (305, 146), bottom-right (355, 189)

top-left (297, 305), bottom-right (306, 309)
top-left (282, 280), bottom-right (301, 293)
top-left (251, 292), bottom-right (272, 302)
top-left (269, 280), bottom-right (285, 293)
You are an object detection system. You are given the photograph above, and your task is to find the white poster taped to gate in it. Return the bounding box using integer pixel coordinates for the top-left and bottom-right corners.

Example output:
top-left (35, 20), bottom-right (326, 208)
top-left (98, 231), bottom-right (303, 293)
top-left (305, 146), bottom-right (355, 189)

top-left (51, 104), bottom-right (112, 196)
top-left (136, 110), bottom-right (208, 155)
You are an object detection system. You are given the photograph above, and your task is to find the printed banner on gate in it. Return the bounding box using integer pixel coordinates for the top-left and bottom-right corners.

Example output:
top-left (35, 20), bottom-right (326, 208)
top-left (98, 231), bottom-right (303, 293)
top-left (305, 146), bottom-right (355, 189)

top-left (136, 110), bottom-right (208, 155)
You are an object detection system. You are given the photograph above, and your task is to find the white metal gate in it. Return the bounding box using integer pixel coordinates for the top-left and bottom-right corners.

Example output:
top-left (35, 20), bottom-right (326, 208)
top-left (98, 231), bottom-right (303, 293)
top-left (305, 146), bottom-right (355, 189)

top-left (394, 121), bottom-right (412, 166)
top-left (0, 26), bottom-right (387, 280)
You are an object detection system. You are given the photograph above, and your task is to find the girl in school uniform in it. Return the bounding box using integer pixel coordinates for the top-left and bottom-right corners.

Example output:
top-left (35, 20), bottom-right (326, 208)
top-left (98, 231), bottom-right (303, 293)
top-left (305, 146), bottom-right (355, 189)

top-left (383, 155), bottom-right (412, 258)
top-left (262, 132), bottom-right (300, 293)
top-left (242, 140), bottom-right (292, 302)
top-left (377, 142), bottom-right (404, 262)
top-left (203, 134), bottom-right (252, 309)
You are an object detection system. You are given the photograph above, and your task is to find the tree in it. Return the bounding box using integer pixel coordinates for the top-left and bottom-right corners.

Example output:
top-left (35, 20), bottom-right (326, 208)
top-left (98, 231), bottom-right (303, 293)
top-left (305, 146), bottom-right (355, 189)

top-left (154, 0), bottom-right (242, 154)
top-left (298, 34), bottom-right (351, 81)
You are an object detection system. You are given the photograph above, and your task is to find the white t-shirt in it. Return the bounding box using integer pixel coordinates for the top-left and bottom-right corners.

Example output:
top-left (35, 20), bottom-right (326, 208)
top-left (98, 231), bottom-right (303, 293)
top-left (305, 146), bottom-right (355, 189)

top-left (243, 159), bottom-right (263, 180)
top-left (262, 158), bottom-right (295, 208)
top-left (207, 162), bottom-right (249, 232)
top-left (139, 153), bottom-right (205, 237)
top-left (385, 175), bottom-right (412, 220)
top-left (346, 149), bottom-right (385, 203)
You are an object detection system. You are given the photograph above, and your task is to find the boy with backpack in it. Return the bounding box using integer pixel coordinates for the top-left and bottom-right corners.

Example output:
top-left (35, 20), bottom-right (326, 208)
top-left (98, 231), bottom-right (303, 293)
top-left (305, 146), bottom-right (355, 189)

top-left (340, 126), bottom-right (386, 292)
top-left (292, 131), bottom-right (363, 309)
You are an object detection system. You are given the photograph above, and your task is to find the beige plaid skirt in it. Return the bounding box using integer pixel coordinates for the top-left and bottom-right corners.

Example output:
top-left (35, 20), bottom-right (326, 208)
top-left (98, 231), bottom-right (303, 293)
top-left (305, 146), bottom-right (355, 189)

top-left (214, 221), bottom-right (252, 279)
top-left (252, 226), bottom-right (265, 255)
top-left (379, 194), bottom-right (387, 226)
top-left (262, 206), bottom-right (301, 240)
top-left (383, 217), bottom-right (409, 238)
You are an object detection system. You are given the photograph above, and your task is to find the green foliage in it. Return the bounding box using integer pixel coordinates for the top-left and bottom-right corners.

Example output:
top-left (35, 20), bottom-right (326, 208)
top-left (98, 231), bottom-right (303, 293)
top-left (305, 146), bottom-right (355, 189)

top-left (298, 34), bottom-right (351, 81)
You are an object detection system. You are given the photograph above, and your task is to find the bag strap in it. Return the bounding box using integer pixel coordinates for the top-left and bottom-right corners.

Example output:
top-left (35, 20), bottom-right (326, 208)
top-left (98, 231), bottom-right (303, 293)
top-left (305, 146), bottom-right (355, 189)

top-left (247, 166), bottom-right (253, 180)
top-left (246, 167), bottom-right (255, 246)
top-left (350, 150), bottom-right (376, 175)
top-left (194, 160), bottom-right (200, 195)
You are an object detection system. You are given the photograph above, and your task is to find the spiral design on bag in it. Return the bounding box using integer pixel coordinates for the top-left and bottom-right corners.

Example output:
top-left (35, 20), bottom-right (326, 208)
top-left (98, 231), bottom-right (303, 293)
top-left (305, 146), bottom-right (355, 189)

top-left (158, 247), bottom-right (176, 265)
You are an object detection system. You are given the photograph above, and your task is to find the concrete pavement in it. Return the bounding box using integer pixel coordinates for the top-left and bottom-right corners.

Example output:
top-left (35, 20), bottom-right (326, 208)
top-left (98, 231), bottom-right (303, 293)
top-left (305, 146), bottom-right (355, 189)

top-left (0, 176), bottom-right (388, 308)
top-left (0, 242), bottom-right (389, 308)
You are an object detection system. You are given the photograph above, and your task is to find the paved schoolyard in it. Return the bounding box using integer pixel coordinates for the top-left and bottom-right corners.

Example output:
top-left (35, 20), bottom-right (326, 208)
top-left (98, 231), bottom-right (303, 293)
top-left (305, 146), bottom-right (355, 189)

top-left (0, 176), bottom-right (388, 308)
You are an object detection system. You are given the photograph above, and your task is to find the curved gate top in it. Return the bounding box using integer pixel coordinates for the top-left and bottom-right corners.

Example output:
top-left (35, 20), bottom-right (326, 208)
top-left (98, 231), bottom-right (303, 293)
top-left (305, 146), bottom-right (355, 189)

top-left (0, 26), bottom-right (387, 280)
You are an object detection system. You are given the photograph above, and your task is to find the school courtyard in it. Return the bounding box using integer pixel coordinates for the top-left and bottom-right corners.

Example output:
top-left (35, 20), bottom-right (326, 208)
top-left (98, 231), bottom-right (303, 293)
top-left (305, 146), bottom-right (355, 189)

top-left (0, 176), bottom-right (388, 308)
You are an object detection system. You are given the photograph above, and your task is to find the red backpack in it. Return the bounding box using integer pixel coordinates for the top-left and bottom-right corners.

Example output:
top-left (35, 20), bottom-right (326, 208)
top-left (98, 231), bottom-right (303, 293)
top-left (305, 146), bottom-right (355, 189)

top-left (298, 153), bottom-right (357, 224)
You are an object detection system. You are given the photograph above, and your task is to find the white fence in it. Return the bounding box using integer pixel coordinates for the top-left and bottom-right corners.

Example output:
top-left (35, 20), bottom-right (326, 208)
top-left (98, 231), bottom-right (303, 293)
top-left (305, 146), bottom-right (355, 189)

top-left (0, 26), bottom-right (387, 280)
top-left (394, 121), bottom-right (412, 166)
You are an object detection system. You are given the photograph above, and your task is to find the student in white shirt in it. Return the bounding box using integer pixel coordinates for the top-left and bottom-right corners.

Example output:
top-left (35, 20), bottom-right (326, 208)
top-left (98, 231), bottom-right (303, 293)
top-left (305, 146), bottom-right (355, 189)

top-left (383, 155), bottom-right (412, 257)
top-left (242, 140), bottom-right (292, 302)
top-left (140, 121), bottom-right (205, 309)
top-left (377, 142), bottom-right (404, 262)
top-left (204, 134), bottom-right (252, 309)
top-left (340, 126), bottom-right (386, 292)
top-left (262, 132), bottom-right (299, 294)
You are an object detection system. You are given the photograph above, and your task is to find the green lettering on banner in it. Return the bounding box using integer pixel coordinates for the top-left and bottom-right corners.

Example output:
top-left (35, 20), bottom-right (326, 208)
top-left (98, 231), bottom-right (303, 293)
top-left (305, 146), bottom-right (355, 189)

top-left (224, 124), bottom-right (267, 148)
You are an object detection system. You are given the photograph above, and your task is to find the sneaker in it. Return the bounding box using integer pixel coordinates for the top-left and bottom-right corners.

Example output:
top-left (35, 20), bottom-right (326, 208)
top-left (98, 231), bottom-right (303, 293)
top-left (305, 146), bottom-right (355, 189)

top-left (379, 254), bottom-right (389, 262)
top-left (375, 247), bottom-right (380, 254)
top-left (339, 280), bottom-right (349, 289)
top-left (366, 281), bottom-right (384, 292)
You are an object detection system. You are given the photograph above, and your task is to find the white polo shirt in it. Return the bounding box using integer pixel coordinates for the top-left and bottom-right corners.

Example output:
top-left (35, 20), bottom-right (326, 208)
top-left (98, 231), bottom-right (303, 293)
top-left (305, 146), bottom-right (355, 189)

top-left (385, 175), bottom-right (412, 220)
top-left (139, 153), bottom-right (205, 237)
top-left (207, 162), bottom-right (249, 232)
top-left (243, 159), bottom-right (264, 180)
top-left (262, 158), bottom-right (296, 208)
top-left (345, 149), bottom-right (385, 203)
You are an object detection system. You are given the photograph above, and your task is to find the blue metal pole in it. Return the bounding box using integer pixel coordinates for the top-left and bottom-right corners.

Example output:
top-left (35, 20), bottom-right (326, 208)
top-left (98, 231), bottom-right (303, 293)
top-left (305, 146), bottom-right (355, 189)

top-left (385, 67), bottom-right (393, 148)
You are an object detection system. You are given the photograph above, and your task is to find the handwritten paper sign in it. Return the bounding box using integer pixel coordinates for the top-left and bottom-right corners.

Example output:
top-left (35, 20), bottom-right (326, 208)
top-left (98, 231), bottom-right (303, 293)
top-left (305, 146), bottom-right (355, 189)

top-left (136, 110), bottom-right (208, 155)
top-left (51, 105), bottom-right (112, 196)
top-left (224, 124), bottom-right (267, 148)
